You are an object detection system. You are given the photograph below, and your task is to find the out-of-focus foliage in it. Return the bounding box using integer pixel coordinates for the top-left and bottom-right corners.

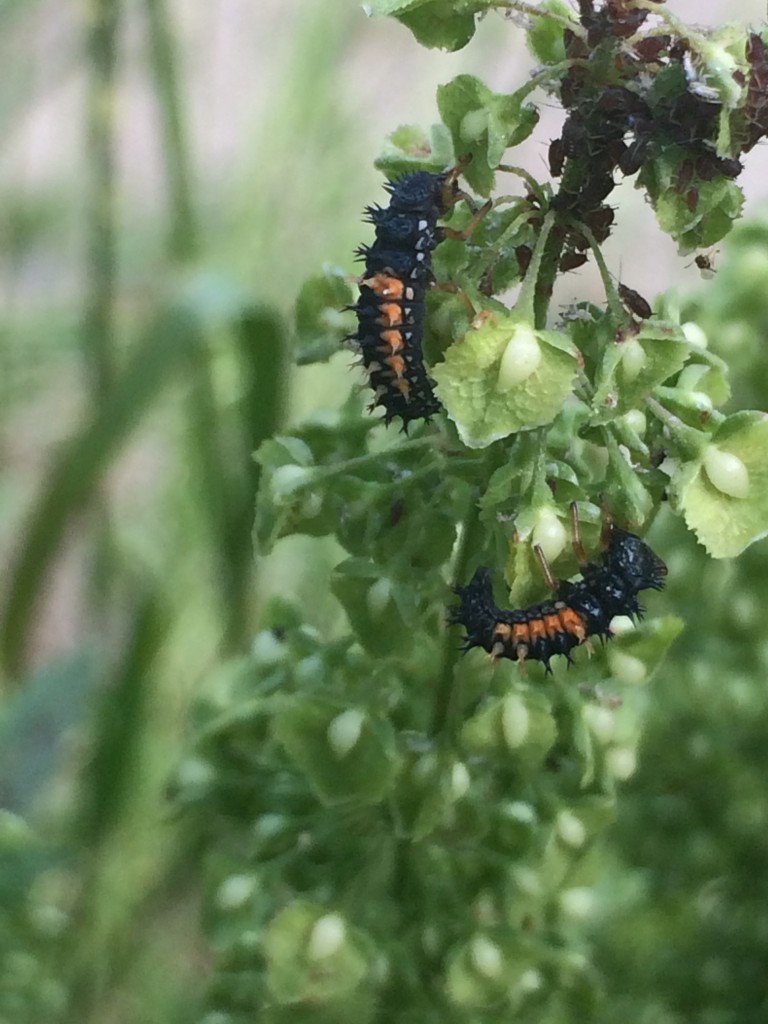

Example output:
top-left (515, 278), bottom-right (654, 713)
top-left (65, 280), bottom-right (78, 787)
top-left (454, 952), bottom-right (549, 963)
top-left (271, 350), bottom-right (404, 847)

top-left (2, 2), bottom-right (768, 1024)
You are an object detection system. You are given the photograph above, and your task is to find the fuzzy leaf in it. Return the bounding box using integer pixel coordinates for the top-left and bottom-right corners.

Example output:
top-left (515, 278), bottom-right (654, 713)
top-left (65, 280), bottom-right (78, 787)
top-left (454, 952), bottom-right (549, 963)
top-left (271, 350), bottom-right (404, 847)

top-left (592, 320), bottom-right (690, 419)
top-left (433, 316), bottom-right (578, 448)
top-left (525, 0), bottom-right (577, 64)
top-left (390, 0), bottom-right (488, 51)
top-left (374, 123), bottom-right (455, 178)
top-left (671, 412), bottom-right (768, 557)
top-left (295, 269), bottom-right (354, 365)
top-left (437, 75), bottom-right (539, 194)
top-left (273, 697), bottom-right (399, 805)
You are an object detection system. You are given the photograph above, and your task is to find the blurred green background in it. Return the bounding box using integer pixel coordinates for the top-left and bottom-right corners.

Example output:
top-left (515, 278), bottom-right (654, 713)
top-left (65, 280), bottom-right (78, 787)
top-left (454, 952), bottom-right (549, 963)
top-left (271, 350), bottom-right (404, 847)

top-left (2, 1), bottom-right (768, 1021)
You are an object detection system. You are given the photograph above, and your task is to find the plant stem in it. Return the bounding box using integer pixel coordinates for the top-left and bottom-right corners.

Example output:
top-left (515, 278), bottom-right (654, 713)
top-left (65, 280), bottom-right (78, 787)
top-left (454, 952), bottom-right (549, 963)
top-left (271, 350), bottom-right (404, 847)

top-left (431, 491), bottom-right (483, 740)
top-left (494, 1), bottom-right (586, 40)
top-left (84, 0), bottom-right (120, 404)
top-left (144, 0), bottom-right (199, 262)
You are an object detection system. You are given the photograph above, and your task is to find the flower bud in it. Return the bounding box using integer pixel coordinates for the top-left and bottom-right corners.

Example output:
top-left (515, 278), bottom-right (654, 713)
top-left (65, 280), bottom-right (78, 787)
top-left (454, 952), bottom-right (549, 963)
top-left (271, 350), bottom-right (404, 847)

top-left (307, 913), bottom-right (346, 961)
top-left (470, 935), bottom-right (503, 979)
top-left (620, 338), bottom-right (646, 381)
top-left (502, 695), bottom-right (529, 749)
top-left (532, 506), bottom-right (567, 562)
top-left (327, 709), bottom-right (365, 759)
top-left (703, 446), bottom-right (749, 499)
top-left (497, 325), bottom-right (542, 390)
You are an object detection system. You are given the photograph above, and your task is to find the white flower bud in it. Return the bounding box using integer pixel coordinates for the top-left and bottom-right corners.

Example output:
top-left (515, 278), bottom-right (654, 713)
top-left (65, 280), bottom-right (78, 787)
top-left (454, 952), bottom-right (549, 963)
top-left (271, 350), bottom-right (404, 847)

top-left (502, 695), bottom-right (529, 749)
top-left (703, 446), bottom-right (750, 499)
top-left (556, 810), bottom-right (586, 848)
top-left (460, 108), bottom-right (489, 142)
top-left (622, 409), bottom-right (647, 437)
top-left (217, 874), bottom-right (257, 911)
top-left (609, 650), bottom-right (648, 686)
top-left (497, 325), bottom-right (542, 390)
top-left (270, 464), bottom-right (313, 503)
top-left (620, 338), bottom-right (646, 381)
top-left (451, 761), bottom-right (471, 799)
top-left (470, 935), bottom-right (503, 979)
top-left (607, 746), bottom-right (637, 780)
top-left (327, 709), bottom-right (365, 758)
top-left (532, 507), bottom-right (567, 563)
top-left (307, 914), bottom-right (346, 961)
top-left (366, 577), bottom-right (392, 617)
top-left (681, 322), bottom-right (708, 348)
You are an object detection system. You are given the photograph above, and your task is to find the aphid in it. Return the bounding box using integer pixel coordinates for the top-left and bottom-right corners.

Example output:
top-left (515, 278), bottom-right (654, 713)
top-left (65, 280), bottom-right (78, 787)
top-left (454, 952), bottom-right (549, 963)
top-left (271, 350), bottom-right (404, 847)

top-left (559, 251), bottom-right (589, 272)
top-left (693, 251), bottom-right (717, 278)
top-left (347, 166), bottom-right (488, 428)
top-left (618, 283), bottom-right (653, 320)
top-left (451, 505), bottom-right (667, 672)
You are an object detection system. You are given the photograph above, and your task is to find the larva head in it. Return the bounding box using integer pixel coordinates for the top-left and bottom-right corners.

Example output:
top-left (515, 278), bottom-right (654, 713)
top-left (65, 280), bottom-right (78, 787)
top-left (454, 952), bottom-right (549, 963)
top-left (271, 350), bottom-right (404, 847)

top-left (604, 527), bottom-right (667, 593)
top-left (386, 170), bottom-right (452, 214)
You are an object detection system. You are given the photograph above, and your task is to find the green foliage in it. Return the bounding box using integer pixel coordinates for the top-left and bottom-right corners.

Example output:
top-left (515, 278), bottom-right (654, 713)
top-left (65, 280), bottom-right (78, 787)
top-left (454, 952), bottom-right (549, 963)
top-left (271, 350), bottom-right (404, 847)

top-left (5, 3), bottom-right (768, 1024)
top-left (177, 4), bottom-right (768, 1022)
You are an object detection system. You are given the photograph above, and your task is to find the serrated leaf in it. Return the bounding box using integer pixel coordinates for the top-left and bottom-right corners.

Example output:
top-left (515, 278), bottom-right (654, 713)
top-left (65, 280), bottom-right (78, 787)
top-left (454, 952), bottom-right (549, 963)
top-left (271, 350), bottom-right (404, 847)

top-left (273, 697), bottom-right (399, 805)
top-left (437, 75), bottom-right (539, 194)
top-left (295, 270), bottom-right (354, 365)
top-left (592, 321), bottom-right (690, 417)
top-left (331, 559), bottom-right (411, 656)
top-left (397, 1), bottom-right (487, 52)
top-left (525, 0), bottom-right (576, 64)
top-left (671, 412), bottom-right (768, 557)
top-left (374, 123), bottom-right (455, 179)
top-left (652, 174), bottom-right (744, 252)
top-left (264, 901), bottom-right (371, 1005)
top-left (433, 316), bottom-right (578, 448)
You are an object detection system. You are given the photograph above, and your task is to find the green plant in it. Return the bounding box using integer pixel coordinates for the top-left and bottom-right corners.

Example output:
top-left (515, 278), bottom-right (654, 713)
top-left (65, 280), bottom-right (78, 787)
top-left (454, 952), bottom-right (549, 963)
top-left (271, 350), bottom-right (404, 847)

top-left (171, 2), bottom-right (768, 1021)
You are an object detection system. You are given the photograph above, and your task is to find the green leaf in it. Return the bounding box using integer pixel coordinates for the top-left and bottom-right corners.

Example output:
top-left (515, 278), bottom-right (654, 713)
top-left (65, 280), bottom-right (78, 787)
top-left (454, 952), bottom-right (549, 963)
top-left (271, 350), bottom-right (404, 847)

top-left (295, 269), bottom-right (354, 365)
top-left (437, 75), bottom-right (539, 194)
top-left (650, 171), bottom-right (744, 253)
top-left (604, 434), bottom-right (653, 526)
top-left (525, 0), bottom-right (577, 64)
top-left (330, 559), bottom-right (412, 656)
top-left (396, 1), bottom-right (486, 52)
top-left (592, 320), bottom-right (690, 420)
top-left (263, 901), bottom-right (372, 1005)
top-left (433, 316), bottom-right (578, 448)
top-left (272, 697), bottom-right (399, 805)
top-left (460, 687), bottom-right (557, 774)
top-left (670, 412), bottom-right (768, 557)
top-left (606, 615), bottom-right (685, 686)
top-left (374, 123), bottom-right (455, 179)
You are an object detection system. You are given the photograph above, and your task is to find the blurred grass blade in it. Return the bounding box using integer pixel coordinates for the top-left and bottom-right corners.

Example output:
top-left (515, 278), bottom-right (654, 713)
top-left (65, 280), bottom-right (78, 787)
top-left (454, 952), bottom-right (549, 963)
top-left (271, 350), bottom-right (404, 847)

top-left (186, 304), bottom-right (288, 650)
top-left (0, 306), bottom-right (203, 680)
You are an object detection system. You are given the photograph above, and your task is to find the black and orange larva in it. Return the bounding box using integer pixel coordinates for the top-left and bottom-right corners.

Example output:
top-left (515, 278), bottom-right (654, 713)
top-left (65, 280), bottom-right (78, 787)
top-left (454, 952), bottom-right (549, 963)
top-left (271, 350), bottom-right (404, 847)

top-left (452, 507), bottom-right (667, 672)
top-left (347, 166), bottom-right (486, 427)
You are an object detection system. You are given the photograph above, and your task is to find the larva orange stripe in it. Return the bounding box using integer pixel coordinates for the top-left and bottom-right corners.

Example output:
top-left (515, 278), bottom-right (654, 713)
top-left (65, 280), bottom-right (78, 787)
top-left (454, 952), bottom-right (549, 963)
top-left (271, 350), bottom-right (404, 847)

top-left (558, 608), bottom-right (586, 641)
top-left (512, 622), bottom-right (530, 645)
top-left (543, 614), bottom-right (563, 639)
top-left (379, 332), bottom-right (404, 353)
top-left (378, 302), bottom-right (404, 326)
top-left (364, 273), bottom-right (404, 298)
top-left (385, 354), bottom-right (406, 377)
top-left (528, 618), bottom-right (547, 643)
top-left (380, 329), bottom-right (405, 352)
